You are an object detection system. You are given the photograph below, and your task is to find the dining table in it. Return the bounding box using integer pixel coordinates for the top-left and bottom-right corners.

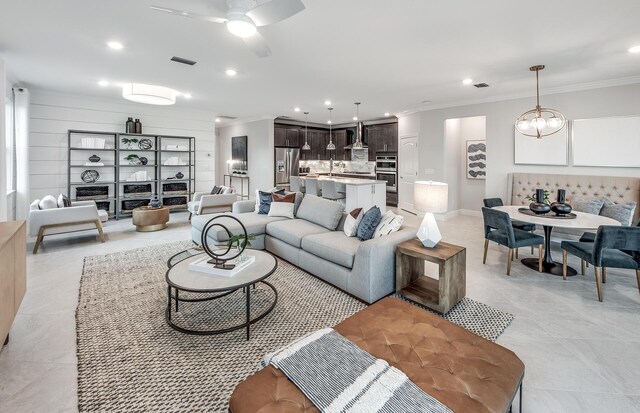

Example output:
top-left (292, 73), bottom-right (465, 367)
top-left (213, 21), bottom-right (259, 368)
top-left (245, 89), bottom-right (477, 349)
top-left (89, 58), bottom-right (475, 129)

top-left (494, 205), bottom-right (620, 276)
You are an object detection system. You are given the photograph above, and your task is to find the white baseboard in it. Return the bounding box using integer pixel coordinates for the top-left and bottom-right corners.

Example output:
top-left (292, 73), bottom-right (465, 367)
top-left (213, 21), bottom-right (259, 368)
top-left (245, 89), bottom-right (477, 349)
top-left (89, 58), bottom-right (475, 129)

top-left (459, 209), bottom-right (482, 217)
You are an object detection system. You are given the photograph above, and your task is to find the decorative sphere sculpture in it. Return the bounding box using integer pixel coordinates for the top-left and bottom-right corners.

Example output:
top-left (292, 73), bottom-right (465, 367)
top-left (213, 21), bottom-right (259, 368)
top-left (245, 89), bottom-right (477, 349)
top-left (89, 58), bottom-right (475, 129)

top-left (81, 170), bottom-right (100, 183)
top-left (138, 138), bottom-right (153, 150)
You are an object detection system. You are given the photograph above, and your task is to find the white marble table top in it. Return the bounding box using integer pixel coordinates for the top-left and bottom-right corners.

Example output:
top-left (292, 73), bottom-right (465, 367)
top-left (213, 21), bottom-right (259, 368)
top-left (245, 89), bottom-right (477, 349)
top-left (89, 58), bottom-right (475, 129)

top-left (167, 249), bottom-right (277, 292)
top-left (494, 205), bottom-right (621, 229)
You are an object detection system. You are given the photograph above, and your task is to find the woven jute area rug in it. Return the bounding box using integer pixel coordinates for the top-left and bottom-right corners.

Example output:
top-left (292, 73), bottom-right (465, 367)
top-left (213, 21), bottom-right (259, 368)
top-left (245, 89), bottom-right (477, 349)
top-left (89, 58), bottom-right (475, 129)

top-left (77, 241), bottom-right (513, 412)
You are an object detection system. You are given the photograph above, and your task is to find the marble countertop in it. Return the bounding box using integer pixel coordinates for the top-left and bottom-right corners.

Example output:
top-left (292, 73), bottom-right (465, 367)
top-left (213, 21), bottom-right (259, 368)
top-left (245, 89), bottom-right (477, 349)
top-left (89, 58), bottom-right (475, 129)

top-left (300, 176), bottom-right (385, 186)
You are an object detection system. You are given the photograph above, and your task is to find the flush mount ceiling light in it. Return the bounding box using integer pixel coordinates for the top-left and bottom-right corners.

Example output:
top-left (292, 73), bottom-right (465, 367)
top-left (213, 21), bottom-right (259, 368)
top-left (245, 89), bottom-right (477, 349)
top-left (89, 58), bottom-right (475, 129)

top-left (629, 45), bottom-right (640, 53)
top-left (515, 65), bottom-right (566, 139)
top-left (302, 112), bottom-right (311, 150)
top-left (122, 83), bottom-right (177, 105)
top-left (462, 78), bottom-right (473, 85)
top-left (326, 108), bottom-right (336, 151)
top-left (225, 68), bottom-right (237, 76)
top-left (107, 41), bottom-right (124, 50)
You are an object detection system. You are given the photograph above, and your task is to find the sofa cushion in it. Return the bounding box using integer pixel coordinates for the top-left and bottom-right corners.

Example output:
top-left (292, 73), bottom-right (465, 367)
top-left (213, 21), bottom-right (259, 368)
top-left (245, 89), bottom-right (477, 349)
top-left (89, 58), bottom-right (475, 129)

top-left (258, 189), bottom-right (285, 214)
top-left (343, 208), bottom-right (363, 237)
top-left (191, 213), bottom-right (287, 242)
top-left (301, 231), bottom-right (361, 269)
top-left (295, 194), bottom-right (345, 230)
top-left (356, 206), bottom-right (382, 241)
top-left (266, 219), bottom-right (329, 248)
top-left (373, 210), bottom-right (404, 238)
top-left (600, 198), bottom-right (636, 226)
top-left (39, 195), bottom-right (58, 210)
top-left (268, 202), bottom-right (294, 219)
top-left (571, 196), bottom-right (605, 215)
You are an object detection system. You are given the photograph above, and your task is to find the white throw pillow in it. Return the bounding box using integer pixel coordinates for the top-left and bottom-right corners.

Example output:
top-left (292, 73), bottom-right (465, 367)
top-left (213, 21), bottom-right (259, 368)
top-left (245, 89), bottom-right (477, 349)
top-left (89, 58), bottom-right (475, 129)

top-left (39, 195), bottom-right (59, 210)
top-left (268, 202), bottom-right (294, 219)
top-left (222, 186), bottom-right (234, 195)
top-left (57, 194), bottom-right (65, 208)
top-left (373, 210), bottom-right (404, 238)
top-left (343, 208), bottom-right (364, 237)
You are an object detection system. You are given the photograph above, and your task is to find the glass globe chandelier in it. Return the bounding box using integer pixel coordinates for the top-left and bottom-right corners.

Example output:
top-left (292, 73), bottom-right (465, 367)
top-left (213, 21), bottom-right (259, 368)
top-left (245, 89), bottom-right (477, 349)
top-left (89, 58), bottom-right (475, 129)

top-left (302, 111), bottom-right (311, 150)
top-left (515, 65), bottom-right (566, 139)
top-left (326, 107), bottom-right (336, 150)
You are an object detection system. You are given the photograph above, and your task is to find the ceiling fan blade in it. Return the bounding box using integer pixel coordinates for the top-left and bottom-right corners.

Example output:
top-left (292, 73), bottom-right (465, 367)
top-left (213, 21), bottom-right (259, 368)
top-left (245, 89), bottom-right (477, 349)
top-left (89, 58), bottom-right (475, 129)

top-left (243, 32), bottom-right (272, 58)
top-left (246, 0), bottom-right (305, 27)
top-left (150, 5), bottom-right (227, 24)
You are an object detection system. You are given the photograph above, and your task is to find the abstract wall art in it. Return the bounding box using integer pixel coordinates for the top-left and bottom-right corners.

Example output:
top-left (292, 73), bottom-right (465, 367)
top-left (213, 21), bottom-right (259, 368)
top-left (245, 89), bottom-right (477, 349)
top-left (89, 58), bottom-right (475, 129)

top-left (466, 140), bottom-right (486, 180)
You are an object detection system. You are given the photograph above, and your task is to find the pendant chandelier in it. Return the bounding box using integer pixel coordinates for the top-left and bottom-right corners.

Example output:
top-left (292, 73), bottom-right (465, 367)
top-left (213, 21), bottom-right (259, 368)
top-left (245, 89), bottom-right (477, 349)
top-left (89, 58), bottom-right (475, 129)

top-left (515, 65), bottom-right (566, 139)
top-left (352, 102), bottom-right (364, 149)
top-left (302, 111), bottom-right (311, 150)
top-left (326, 107), bottom-right (336, 150)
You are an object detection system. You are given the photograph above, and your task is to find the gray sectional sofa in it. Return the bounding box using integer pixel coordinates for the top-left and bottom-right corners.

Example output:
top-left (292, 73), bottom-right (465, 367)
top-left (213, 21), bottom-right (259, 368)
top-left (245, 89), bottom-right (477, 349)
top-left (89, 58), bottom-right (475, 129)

top-left (190, 194), bottom-right (416, 303)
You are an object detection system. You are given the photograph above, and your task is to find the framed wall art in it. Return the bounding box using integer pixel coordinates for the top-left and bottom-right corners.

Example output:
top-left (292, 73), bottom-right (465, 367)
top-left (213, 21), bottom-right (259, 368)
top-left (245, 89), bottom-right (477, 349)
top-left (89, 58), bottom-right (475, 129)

top-left (466, 140), bottom-right (486, 180)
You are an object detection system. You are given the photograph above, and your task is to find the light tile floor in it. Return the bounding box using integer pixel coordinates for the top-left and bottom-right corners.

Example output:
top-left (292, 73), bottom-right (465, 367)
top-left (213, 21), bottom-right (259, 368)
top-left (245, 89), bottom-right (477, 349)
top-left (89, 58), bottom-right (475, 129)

top-left (1, 211), bottom-right (639, 412)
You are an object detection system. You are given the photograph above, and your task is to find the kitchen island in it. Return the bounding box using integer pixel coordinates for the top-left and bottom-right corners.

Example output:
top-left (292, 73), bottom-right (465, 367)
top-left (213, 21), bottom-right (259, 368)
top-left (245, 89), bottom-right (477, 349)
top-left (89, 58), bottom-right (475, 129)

top-left (300, 175), bottom-right (387, 214)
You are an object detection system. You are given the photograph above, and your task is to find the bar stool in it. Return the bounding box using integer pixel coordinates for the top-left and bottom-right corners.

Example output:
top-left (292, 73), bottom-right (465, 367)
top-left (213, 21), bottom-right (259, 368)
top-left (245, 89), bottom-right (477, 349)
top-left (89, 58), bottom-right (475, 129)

top-left (321, 180), bottom-right (346, 202)
top-left (305, 178), bottom-right (321, 197)
top-left (290, 176), bottom-right (301, 192)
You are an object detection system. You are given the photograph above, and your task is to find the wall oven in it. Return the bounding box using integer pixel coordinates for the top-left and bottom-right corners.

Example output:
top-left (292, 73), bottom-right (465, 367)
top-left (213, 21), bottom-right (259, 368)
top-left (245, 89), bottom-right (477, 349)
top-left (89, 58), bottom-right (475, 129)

top-left (376, 171), bottom-right (397, 192)
top-left (375, 154), bottom-right (397, 172)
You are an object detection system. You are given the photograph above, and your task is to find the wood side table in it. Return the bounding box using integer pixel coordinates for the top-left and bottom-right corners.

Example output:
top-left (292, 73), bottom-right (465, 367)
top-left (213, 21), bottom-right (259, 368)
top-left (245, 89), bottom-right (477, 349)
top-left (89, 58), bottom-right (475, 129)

top-left (395, 238), bottom-right (466, 314)
top-left (132, 206), bottom-right (170, 232)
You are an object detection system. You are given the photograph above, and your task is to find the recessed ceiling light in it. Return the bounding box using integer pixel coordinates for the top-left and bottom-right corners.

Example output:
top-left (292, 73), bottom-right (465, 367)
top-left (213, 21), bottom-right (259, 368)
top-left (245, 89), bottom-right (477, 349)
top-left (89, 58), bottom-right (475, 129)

top-left (327, 120), bottom-right (332, 124)
top-left (183, 93), bottom-right (192, 99)
top-left (225, 68), bottom-right (237, 76)
top-left (384, 112), bottom-right (390, 117)
top-left (98, 80), bottom-right (109, 87)
top-left (629, 45), bottom-right (640, 53)
top-left (106, 41), bottom-right (124, 50)
top-left (324, 100), bottom-right (332, 106)
top-left (294, 107), bottom-right (300, 112)
top-left (215, 118), bottom-right (221, 123)
top-left (353, 116), bottom-right (358, 121)
top-left (462, 78), bottom-right (473, 85)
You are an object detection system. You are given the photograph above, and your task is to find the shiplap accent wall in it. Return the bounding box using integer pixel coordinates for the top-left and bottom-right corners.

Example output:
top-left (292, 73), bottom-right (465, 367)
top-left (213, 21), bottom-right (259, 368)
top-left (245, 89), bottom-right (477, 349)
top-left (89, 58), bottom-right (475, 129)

top-left (28, 91), bottom-right (216, 202)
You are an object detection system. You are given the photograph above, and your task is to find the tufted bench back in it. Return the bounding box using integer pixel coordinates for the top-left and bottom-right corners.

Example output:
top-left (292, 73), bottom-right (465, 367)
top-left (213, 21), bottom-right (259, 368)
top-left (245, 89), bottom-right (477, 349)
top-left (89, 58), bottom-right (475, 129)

top-left (507, 173), bottom-right (640, 225)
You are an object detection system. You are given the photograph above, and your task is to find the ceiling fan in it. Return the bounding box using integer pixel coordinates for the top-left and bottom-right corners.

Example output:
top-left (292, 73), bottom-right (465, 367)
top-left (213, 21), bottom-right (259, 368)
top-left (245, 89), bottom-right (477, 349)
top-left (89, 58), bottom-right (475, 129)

top-left (150, 0), bottom-right (305, 57)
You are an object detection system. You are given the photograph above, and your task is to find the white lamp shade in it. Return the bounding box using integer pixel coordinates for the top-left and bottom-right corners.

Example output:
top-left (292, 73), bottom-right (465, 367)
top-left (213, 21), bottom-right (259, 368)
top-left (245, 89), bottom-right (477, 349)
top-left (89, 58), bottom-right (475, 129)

top-left (414, 181), bottom-right (448, 213)
top-left (122, 83), bottom-right (177, 105)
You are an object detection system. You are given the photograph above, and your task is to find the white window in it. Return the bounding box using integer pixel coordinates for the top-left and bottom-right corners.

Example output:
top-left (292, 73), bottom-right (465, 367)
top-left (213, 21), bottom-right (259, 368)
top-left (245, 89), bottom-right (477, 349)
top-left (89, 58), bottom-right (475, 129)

top-left (5, 99), bottom-right (15, 193)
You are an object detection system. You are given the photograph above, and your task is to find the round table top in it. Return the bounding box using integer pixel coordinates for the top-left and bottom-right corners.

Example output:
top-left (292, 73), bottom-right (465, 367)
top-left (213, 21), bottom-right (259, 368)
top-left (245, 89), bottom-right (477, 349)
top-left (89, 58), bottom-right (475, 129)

top-left (494, 205), bottom-right (621, 229)
top-left (167, 249), bottom-right (277, 292)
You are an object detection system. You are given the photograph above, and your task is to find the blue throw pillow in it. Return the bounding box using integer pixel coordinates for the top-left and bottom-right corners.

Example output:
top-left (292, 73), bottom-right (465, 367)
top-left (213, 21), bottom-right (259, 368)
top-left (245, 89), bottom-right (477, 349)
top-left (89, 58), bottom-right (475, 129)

top-left (356, 206), bottom-right (382, 241)
top-left (258, 189), bottom-right (285, 214)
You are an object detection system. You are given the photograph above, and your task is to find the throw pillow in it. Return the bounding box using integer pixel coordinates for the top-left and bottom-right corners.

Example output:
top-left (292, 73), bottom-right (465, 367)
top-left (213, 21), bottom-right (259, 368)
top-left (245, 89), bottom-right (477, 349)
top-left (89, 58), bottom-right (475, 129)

top-left (600, 198), bottom-right (637, 226)
top-left (343, 208), bottom-right (364, 237)
top-left (356, 206), bottom-right (382, 241)
top-left (258, 189), bottom-right (285, 214)
top-left (254, 187), bottom-right (283, 213)
top-left (222, 186), bottom-right (234, 195)
top-left (268, 202), bottom-right (295, 219)
top-left (210, 186), bottom-right (221, 195)
top-left (296, 194), bottom-right (345, 230)
top-left (373, 210), bottom-right (404, 238)
top-left (39, 195), bottom-right (58, 210)
top-left (571, 197), bottom-right (605, 215)
top-left (57, 194), bottom-right (65, 208)
top-left (62, 194), bottom-right (71, 207)
top-left (272, 192), bottom-right (296, 203)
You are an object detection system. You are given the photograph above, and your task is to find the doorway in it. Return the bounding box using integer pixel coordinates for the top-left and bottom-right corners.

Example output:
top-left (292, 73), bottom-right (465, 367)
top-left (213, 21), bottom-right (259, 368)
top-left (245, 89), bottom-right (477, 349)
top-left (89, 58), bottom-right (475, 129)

top-left (398, 135), bottom-right (418, 212)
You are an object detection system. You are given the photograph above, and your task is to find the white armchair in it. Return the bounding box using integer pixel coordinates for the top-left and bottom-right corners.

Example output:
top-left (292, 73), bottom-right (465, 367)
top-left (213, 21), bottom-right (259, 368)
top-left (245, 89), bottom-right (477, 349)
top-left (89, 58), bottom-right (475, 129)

top-left (28, 200), bottom-right (108, 253)
top-left (187, 192), bottom-right (238, 219)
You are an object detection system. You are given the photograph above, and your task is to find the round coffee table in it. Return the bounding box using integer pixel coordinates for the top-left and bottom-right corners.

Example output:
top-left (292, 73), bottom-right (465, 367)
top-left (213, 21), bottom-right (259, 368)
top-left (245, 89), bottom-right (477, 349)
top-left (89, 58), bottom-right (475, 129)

top-left (495, 205), bottom-right (620, 276)
top-left (132, 206), bottom-right (169, 232)
top-left (165, 249), bottom-right (277, 340)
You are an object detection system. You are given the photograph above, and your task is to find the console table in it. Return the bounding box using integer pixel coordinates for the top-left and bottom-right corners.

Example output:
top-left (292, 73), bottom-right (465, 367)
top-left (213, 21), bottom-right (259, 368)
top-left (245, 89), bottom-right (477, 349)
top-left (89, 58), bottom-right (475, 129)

top-left (224, 174), bottom-right (250, 200)
top-left (0, 221), bottom-right (26, 345)
top-left (395, 239), bottom-right (466, 314)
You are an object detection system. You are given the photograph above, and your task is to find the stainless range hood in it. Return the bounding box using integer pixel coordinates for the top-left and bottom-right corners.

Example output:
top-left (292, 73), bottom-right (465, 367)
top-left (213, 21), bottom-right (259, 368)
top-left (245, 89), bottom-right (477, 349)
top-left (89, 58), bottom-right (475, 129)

top-left (344, 122), bottom-right (368, 149)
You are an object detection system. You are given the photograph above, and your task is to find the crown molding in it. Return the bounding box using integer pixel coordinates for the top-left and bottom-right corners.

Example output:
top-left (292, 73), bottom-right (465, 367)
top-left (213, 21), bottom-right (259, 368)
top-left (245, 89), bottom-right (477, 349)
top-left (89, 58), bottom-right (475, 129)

top-left (216, 115), bottom-right (275, 128)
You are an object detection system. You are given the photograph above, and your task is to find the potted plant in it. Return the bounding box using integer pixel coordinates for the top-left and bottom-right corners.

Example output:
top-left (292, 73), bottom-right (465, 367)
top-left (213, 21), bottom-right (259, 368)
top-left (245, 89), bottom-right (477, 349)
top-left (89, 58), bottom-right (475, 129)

top-left (121, 137), bottom-right (139, 149)
top-left (125, 154), bottom-right (142, 165)
top-left (227, 233), bottom-right (255, 263)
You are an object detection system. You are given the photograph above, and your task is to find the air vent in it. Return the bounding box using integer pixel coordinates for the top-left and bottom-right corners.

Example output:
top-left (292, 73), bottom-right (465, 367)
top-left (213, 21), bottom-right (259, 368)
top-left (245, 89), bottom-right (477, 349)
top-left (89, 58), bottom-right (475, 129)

top-left (170, 56), bottom-right (197, 66)
top-left (217, 115), bottom-right (237, 120)
top-left (278, 115), bottom-right (292, 119)
top-left (474, 83), bottom-right (490, 88)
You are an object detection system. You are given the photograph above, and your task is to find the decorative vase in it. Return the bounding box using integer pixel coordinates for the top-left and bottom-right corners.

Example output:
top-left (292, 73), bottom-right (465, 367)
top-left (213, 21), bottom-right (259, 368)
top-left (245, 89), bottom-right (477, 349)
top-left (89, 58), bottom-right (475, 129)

top-left (150, 197), bottom-right (161, 208)
top-left (175, 172), bottom-right (184, 179)
top-left (125, 117), bottom-right (135, 133)
top-left (529, 188), bottom-right (550, 214)
top-left (139, 156), bottom-right (148, 165)
top-left (556, 189), bottom-right (566, 204)
top-left (89, 154), bottom-right (101, 163)
top-left (550, 189), bottom-right (572, 216)
top-left (134, 118), bottom-right (142, 134)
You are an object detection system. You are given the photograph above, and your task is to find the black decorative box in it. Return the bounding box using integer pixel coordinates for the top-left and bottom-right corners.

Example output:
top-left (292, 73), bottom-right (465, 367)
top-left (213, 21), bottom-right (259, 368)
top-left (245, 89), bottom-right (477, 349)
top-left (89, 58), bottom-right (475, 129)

top-left (123, 184), bottom-right (152, 198)
top-left (121, 199), bottom-right (150, 211)
top-left (163, 196), bottom-right (187, 209)
top-left (95, 201), bottom-right (111, 211)
top-left (162, 182), bottom-right (188, 195)
top-left (76, 186), bottom-right (109, 200)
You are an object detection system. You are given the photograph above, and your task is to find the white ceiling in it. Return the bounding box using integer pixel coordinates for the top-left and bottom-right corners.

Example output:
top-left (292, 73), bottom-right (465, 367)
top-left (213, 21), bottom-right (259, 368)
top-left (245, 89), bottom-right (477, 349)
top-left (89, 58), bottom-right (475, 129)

top-left (1, 0), bottom-right (639, 124)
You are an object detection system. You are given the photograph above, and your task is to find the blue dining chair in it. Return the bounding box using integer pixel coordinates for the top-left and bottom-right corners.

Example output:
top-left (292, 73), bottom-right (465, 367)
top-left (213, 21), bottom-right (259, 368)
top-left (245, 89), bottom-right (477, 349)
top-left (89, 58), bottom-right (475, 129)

top-left (561, 226), bottom-right (640, 302)
top-left (484, 198), bottom-right (537, 257)
top-left (482, 207), bottom-right (544, 275)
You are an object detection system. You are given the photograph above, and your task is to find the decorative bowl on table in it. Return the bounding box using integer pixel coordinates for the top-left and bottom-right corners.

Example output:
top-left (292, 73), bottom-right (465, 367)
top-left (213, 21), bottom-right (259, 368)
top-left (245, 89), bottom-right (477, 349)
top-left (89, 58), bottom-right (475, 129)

top-left (529, 202), bottom-right (551, 215)
top-left (551, 203), bottom-right (572, 216)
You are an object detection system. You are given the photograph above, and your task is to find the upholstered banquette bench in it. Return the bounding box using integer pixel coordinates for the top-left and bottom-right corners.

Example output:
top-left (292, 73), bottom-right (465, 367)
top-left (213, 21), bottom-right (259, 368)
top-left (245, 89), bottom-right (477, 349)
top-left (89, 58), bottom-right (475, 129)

top-left (229, 297), bottom-right (524, 413)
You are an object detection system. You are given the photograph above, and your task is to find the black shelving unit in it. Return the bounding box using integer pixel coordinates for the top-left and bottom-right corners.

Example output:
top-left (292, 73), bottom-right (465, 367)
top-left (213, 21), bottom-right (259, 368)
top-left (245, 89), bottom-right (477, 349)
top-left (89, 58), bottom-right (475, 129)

top-left (68, 130), bottom-right (195, 220)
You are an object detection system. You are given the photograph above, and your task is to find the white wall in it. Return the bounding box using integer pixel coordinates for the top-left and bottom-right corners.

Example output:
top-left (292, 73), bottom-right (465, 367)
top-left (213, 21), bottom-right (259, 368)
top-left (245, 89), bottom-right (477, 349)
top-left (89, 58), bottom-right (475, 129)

top-left (400, 83), bottom-right (640, 212)
top-left (0, 58), bottom-right (6, 221)
top-left (216, 118), bottom-right (274, 198)
top-left (28, 91), bottom-right (216, 206)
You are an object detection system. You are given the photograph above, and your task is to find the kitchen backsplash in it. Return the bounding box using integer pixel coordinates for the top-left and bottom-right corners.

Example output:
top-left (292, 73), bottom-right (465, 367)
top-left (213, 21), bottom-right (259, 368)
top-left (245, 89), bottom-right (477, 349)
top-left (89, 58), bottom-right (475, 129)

top-left (299, 160), bottom-right (375, 174)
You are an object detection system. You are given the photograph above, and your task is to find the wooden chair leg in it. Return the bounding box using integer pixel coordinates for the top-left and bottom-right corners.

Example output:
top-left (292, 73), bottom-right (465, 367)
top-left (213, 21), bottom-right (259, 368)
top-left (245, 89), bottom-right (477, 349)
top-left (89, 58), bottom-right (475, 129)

top-left (538, 245), bottom-right (543, 272)
top-left (507, 249), bottom-right (513, 276)
top-left (602, 267), bottom-right (607, 284)
top-left (95, 220), bottom-right (106, 243)
top-left (483, 239), bottom-right (489, 264)
top-left (581, 259), bottom-right (585, 276)
top-left (562, 250), bottom-right (568, 280)
top-left (636, 269), bottom-right (640, 294)
top-left (33, 228), bottom-right (45, 254)
top-left (594, 267), bottom-right (603, 302)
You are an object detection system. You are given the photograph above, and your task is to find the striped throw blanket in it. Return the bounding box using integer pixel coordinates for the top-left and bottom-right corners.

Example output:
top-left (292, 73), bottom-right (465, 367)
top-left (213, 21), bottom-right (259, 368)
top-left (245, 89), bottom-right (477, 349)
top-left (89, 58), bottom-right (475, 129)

top-left (262, 328), bottom-right (453, 413)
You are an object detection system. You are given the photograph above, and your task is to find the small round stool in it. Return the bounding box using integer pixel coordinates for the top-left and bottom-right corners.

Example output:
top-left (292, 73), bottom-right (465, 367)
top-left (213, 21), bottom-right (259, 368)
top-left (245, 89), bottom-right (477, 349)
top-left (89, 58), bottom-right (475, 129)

top-left (132, 206), bottom-right (170, 232)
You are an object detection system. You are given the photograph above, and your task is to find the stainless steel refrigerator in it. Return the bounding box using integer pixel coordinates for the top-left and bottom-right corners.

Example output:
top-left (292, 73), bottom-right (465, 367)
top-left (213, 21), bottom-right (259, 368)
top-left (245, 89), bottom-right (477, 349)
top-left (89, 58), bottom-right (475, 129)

top-left (275, 148), bottom-right (300, 186)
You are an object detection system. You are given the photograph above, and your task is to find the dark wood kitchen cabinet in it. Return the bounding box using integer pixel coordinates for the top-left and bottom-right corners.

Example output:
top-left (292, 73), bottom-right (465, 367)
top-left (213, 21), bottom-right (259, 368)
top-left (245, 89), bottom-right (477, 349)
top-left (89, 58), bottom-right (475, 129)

top-left (274, 124), bottom-right (300, 147)
top-left (329, 130), bottom-right (348, 161)
top-left (366, 123), bottom-right (398, 160)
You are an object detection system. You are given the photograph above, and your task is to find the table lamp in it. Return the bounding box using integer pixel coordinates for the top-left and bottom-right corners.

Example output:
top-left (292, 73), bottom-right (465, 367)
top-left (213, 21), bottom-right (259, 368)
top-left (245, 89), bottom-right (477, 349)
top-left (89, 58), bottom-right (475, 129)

top-left (414, 181), bottom-right (448, 248)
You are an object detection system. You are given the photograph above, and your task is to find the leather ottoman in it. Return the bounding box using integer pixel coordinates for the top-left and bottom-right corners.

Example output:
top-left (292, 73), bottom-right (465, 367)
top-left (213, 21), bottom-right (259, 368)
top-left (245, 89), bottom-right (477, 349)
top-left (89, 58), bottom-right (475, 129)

top-left (229, 297), bottom-right (524, 413)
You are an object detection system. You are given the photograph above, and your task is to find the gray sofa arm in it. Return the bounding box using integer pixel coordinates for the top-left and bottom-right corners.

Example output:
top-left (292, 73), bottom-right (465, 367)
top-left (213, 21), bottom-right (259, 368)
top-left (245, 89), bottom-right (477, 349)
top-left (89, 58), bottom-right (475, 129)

top-left (350, 227), bottom-right (417, 303)
top-left (232, 200), bottom-right (256, 214)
